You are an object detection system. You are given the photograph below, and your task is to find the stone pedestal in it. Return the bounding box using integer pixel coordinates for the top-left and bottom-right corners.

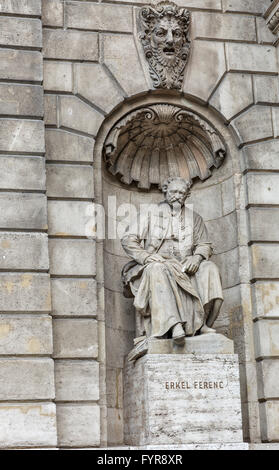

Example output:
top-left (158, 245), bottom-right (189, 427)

top-left (124, 337), bottom-right (245, 447)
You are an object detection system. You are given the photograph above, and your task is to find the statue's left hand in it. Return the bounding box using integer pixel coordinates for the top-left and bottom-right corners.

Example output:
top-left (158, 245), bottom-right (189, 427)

top-left (182, 255), bottom-right (202, 275)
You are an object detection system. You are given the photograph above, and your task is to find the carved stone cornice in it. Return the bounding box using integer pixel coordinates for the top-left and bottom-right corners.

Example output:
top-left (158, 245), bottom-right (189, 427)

top-left (104, 105), bottom-right (226, 190)
top-left (264, 0), bottom-right (279, 35)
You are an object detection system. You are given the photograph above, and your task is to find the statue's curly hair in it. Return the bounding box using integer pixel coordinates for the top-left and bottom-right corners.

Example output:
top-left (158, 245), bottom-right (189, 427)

top-left (161, 177), bottom-right (192, 195)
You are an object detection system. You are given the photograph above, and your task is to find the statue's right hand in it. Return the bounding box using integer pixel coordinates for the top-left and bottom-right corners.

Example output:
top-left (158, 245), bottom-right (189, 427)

top-left (144, 254), bottom-right (165, 264)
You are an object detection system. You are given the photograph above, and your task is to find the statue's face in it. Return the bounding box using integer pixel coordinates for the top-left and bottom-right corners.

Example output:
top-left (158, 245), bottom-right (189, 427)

top-left (165, 181), bottom-right (189, 207)
top-left (151, 16), bottom-right (184, 65)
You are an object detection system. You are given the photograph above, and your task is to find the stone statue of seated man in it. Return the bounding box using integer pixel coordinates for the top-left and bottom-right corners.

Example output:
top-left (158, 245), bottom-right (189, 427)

top-left (121, 177), bottom-right (223, 359)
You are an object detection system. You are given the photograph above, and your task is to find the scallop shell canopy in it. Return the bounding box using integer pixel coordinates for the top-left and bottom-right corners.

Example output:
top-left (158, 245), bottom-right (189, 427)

top-left (104, 104), bottom-right (226, 189)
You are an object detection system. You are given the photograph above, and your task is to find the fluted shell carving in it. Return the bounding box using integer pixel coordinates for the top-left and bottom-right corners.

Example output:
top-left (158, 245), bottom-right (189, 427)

top-left (104, 104), bottom-right (226, 190)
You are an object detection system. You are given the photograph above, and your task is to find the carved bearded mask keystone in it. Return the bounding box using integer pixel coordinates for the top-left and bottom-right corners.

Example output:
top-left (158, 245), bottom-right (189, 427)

top-left (139, 1), bottom-right (191, 90)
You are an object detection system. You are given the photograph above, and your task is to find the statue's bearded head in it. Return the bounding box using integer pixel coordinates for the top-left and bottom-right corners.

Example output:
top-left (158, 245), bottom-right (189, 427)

top-left (139, 2), bottom-right (191, 89)
top-left (162, 177), bottom-right (191, 208)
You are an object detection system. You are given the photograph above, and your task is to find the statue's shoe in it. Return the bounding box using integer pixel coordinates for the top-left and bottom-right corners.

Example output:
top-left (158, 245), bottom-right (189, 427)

top-left (127, 338), bottom-right (148, 362)
top-left (172, 323), bottom-right (186, 345)
top-left (200, 325), bottom-right (216, 334)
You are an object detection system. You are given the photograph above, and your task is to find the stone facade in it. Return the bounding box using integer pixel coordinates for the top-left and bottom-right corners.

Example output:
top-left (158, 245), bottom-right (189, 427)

top-left (0, 0), bottom-right (278, 449)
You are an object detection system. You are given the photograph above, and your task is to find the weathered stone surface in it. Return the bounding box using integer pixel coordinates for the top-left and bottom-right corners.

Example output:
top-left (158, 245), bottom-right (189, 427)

top-left (74, 63), bottom-right (123, 114)
top-left (109, 0), bottom-right (222, 9)
top-left (0, 359), bottom-right (54, 400)
top-left (105, 289), bottom-right (134, 332)
top-left (57, 404), bottom-right (100, 447)
top-left (256, 17), bottom-right (276, 44)
top-left (107, 407), bottom-right (124, 446)
top-left (0, 49), bottom-right (42, 82)
top-left (188, 185), bottom-right (223, 221)
top-left (49, 239), bottom-right (96, 276)
top-left (65, 2), bottom-right (132, 33)
top-left (231, 106), bottom-right (273, 145)
top-left (102, 34), bottom-right (148, 97)
top-left (0, 119), bottom-right (45, 153)
top-left (254, 75), bottom-right (279, 104)
top-left (106, 326), bottom-right (134, 369)
top-left (271, 107), bottom-right (279, 138)
top-left (0, 316), bottom-right (52, 355)
top-left (0, 273), bottom-right (51, 313)
top-left (106, 367), bottom-right (123, 409)
top-left (221, 177), bottom-right (235, 215)
top-left (192, 12), bottom-right (256, 42)
top-left (124, 354), bottom-right (244, 445)
top-left (0, 232), bottom-right (48, 270)
top-left (259, 401), bottom-right (279, 442)
top-left (55, 360), bottom-right (99, 401)
top-left (0, 156), bottom-right (45, 190)
top-left (246, 173), bottom-right (279, 205)
top-left (249, 207), bottom-right (279, 242)
top-left (0, 193), bottom-right (47, 230)
top-left (0, 0), bottom-right (41, 16)
top-left (59, 96), bottom-right (103, 137)
top-left (0, 84), bottom-right (43, 117)
top-left (210, 73), bottom-right (253, 121)
top-left (44, 61), bottom-right (72, 92)
top-left (255, 320), bottom-right (279, 358)
top-left (48, 201), bottom-right (95, 237)
top-left (42, 0), bottom-right (63, 27)
top-left (257, 360), bottom-right (279, 400)
top-left (223, 0), bottom-right (270, 15)
top-left (45, 129), bottom-right (94, 163)
top-left (253, 281), bottom-right (279, 319)
top-left (206, 212), bottom-right (238, 254)
top-left (104, 251), bottom-right (128, 294)
top-left (147, 335), bottom-right (234, 355)
top-left (53, 319), bottom-right (98, 358)
top-left (0, 17), bottom-right (42, 48)
top-left (212, 247), bottom-right (240, 289)
top-left (244, 140), bottom-right (279, 171)
top-left (251, 244), bottom-right (279, 279)
top-left (46, 165), bottom-right (94, 199)
top-left (183, 40), bottom-right (226, 103)
top-left (43, 29), bottom-right (98, 61)
top-left (0, 403), bottom-right (57, 448)
top-left (226, 44), bottom-right (277, 74)
top-left (44, 94), bottom-right (57, 126)
top-left (51, 278), bottom-right (97, 317)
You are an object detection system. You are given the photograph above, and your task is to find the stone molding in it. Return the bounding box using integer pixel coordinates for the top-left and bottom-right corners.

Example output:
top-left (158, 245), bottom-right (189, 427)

top-left (264, 0), bottom-right (279, 35)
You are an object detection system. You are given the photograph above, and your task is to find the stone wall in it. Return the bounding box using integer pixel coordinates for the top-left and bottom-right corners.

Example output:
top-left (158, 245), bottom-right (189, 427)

top-left (0, 0), bottom-right (278, 448)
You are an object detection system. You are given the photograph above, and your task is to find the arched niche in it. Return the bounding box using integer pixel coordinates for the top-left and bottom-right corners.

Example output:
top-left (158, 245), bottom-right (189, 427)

top-left (94, 93), bottom-right (248, 446)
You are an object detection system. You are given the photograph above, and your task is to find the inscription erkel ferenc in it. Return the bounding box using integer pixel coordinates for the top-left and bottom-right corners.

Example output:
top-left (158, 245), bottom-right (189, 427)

top-left (165, 380), bottom-right (225, 389)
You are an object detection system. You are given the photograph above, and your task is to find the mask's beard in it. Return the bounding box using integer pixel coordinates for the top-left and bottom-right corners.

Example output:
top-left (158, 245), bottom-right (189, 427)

top-left (172, 201), bottom-right (182, 214)
top-left (151, 45), bottom-right (180, 69)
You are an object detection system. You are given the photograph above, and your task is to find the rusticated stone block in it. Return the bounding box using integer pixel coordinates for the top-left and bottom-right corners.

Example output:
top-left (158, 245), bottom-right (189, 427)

top-left (42, 0), bottom-right (63, 27)
top-left (45, 129), bottom-right (94, 163)
top-left (271, 107), bottom-right (279, 138)
top-left (44, 61), bottom-right (72, 92)
top-left (0, 156), bottom-right (45, 191)
top-left (46, 165), bottom-right (94, 199)
top-left (244, 140), bottom-right (279, 171)
top-left (102, 34), bottom-right (148, 97)
top-left (0, 17), bottom-right (42, 48)
top-left (48, 201), bottom-right (95, 237)
top-left (0, 193), bottom-right (47, 230)
top-left (56, 404), bottom-right (100, 447)
top-left (210, 73), bottom-right (253, 121)
top-left (51, 278), bottom-right (97, 317)
top-left (55, 360), bottom-right (99, 401)
top-left (74, 63), bottom-right (123, 114)
top-left (59, 96), bottom-right (103, 137)
top-left (0, 273), bottom-right (51, 313)
top-left (183, 40), bottom-right (226, 103)
top-left (0, 316), bottom-right (52, 355)
top-left (211, 247), bottom-right (240, 289)
top-left (0, 49), bottom-right (42, 82)
top-left (0, 403), bottom-right (57, 448)
top-left (192, 12), bottom-right (256, 42)
top-left (256, 17), bottom-right (276, 45)
top-left (246, 173), bottom-right (279, 205)
top-left (53, 319), bottom-right (98, 358)
top-left (0, 232), bottom-right (49, 270)
top-left (231, 106), bottom-right (273, 145)
top-left (226, 43), bottom-right (277, 74)
top-left (0, 84), bottom-right (43, 117)
top-left (254, 320), bottom-right (279, 358)
top-left (43, 29), bottom-right (98, 61)
top-left (44, 95), bottom-right (57, 126)
top-left (223, 0), bottom-right (270, 15)
top-left (0, 359), bottom-right (54, 400)
top-left (253, 281), bottom-right (279, 319)
top-left (0, 0), bottom-right (41, 16)
top-left (257, 360), bottom-right (279, 400)
top-left (259, 401), bottom-right (279, 442)
top-left (49, 239), bottom-right (96, 276)
top-left (65, 2), bottom-right (133, 33)
top-left (205, 212), bottom-right (238, 254)
top-left (254, 76), bottom-right (279, 104)
top-left (249, 207), bottom-right (279, 242)
top-left (0, 119), bottom-right (45, 153)
top-left (251, 244), bottom-right (279, 279)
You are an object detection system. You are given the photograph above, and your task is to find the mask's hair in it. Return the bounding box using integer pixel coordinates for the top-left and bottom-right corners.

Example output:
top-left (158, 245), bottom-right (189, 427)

top-left (161, 177), bottom-right (192, 195)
